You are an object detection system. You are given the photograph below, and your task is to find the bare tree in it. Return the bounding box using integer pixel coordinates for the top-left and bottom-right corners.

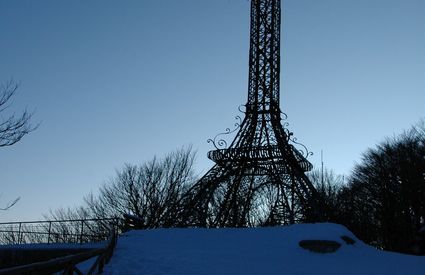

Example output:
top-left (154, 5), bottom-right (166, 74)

top-left (88, 146), bottom-right (197, 228)
top-left (307, 168), bottom-right (345, 221)
top-left (0, 79), bottom-right (37, 147)
top-left (46, 146), bottom-right (197, 231)
top-left (1, 79), bottom-right (36, 210)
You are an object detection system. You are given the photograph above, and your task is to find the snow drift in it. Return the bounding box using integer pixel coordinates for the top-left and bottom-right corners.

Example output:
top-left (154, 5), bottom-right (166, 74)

top-left (104, 223), bottom-right (424, 275)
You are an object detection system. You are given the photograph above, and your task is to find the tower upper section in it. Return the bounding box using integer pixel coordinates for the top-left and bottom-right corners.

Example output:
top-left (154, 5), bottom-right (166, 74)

top-left (246, 0), bottom-right (281, 114)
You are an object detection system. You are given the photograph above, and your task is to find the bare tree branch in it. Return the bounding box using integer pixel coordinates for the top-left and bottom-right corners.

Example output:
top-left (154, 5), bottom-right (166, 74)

top-left (0, 196), bottom-right (20, 211)
top-left (0, 79), bottom-right (37, 211)
top-left (0, 79), bottom-right (38, 147)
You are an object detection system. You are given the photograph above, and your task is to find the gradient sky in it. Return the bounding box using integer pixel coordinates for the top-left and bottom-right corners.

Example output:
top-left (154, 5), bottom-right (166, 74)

top-left (0, 0), bottom-right (424, 222)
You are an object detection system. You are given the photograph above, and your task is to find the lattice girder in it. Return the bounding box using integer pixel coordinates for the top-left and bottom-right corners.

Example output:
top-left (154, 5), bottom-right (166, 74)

top-left (180, 0), bottom-right (323, 227)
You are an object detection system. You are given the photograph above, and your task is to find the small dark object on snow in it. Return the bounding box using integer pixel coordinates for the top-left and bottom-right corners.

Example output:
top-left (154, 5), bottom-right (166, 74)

top-left (299, 240), bottom-right (341, 253)
top-left (123, 214), bottom-right (144, 231)
top-left (340, 235), bottom-right (356, 245)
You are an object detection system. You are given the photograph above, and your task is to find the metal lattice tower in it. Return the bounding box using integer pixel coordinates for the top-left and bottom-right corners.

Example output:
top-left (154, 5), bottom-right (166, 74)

top-left (182, 0), bottom-right (321, 227)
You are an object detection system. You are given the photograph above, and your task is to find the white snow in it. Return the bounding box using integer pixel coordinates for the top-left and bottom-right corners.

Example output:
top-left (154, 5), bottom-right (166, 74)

top-left (103, 223), bottom-right (425, 275)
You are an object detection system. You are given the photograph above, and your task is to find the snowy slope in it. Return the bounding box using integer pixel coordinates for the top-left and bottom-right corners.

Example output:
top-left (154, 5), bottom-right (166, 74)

top-left (104, 223), bottom-right (425, 275)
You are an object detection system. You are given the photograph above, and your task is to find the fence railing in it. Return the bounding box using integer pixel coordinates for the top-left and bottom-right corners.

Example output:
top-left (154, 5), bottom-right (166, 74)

top-left (0, 218), bottom-right (119, 245)
top-left (0, 221), bottom-right (118, 274)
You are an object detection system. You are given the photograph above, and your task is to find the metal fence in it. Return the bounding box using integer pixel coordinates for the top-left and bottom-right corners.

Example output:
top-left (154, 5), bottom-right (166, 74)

top-left (0, 218), bottom-right (119, 245)
top-left (0, 221), bottom-right (118, 274)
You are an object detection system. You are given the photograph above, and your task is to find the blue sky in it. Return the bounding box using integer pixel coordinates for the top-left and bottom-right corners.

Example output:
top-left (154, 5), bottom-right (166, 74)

top-left (0, 0), bottom-right (424, 222)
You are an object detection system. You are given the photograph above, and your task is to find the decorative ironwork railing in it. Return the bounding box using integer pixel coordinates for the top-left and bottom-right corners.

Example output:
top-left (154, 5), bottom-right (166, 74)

top-left (208, 144), bottom-right (313, 172)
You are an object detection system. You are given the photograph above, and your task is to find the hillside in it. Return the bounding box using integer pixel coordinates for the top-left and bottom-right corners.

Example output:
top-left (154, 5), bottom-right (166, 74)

top-left (103, 223), bottom-right (425, 275)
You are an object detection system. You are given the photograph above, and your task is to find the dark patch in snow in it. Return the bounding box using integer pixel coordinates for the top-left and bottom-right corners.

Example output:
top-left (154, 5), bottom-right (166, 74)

top-left (299, 240), bottom-right (341, 253)
top-left (340, 235), bottom-right (356, 245)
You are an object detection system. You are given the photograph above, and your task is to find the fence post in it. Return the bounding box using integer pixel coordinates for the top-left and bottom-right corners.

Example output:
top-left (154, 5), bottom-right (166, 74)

top-left (114, 217), bottom-right (119, 243)
top-left (80, 220), bottom-right (84, 244)
top-left (47, 221), bottom-right (52, 244)
top-left (18, 222), bottom-right (22, 244)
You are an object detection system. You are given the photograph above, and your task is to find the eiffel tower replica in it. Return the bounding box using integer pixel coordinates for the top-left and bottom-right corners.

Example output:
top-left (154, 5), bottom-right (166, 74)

top-left (181, 0), bottom-right (322, 227)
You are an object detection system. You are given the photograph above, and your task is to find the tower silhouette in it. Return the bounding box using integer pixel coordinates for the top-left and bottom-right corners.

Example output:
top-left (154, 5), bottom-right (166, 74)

top-left (183, 0), bottom-right (320, 227)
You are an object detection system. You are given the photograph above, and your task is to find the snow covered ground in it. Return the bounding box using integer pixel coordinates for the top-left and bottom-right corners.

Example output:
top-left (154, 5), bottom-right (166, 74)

top-left (104, 223), bottom-right (424, 275)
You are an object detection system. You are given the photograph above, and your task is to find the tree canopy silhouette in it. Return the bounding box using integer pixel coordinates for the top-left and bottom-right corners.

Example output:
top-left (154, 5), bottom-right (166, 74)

top-left (339, 121), bottom-right (425, 253)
